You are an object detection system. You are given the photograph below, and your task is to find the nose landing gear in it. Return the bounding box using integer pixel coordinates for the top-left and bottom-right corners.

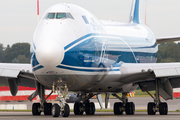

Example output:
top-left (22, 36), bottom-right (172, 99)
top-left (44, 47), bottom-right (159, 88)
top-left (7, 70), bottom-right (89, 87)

top-left (51, 86), bottom-right (70, 117)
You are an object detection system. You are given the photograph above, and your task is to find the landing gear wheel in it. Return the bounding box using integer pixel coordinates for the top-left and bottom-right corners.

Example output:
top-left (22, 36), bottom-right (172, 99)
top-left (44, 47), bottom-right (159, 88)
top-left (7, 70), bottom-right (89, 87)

top-left (159, 102), bottom-right (168, 115)
top-left (74, 102), bottom-right (83, 115)
top-left (44, 103), bottom-right (52, 115)
top-left (85, 103), bottom-right (90, 115)
top-left (79, 103), bottom-right (84, 115)
top-left (52, 104), bottom-right (60, 117)
top-left (147, 102), bottom-right (156, 115)
top-left (85, 102), bottom-right (95, 115)
top-left (62, 103), bottom-right (70, 117)
top-left (90, 102), bottom-right (95, 115)
top-left (114, 102), bottom-right (123, 115)
top-left (74, 102), bottom-right (80, 115)
top-left (32, 103), bottom-right (41, 115)
top-left (125, 102), bottom-right (135, 115)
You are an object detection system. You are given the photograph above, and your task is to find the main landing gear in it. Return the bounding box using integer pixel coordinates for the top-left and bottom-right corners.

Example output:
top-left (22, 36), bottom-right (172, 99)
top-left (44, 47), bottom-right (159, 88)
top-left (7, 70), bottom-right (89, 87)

top-left (31, 83), bottom-right (70, 117)
top-left (32, 84), bottom-right (52, 116)
top-left (146, 79), bottom-right (168, 115)
top-left (112, 93), bottom-right (135, 115)
top-left (74, 94), bottom-right (95, 115)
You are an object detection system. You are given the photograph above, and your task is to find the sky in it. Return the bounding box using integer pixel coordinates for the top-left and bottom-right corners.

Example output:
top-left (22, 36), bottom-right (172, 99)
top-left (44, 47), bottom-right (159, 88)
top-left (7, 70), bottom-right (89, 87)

top-left (0, 0), bottom-right (180, 47)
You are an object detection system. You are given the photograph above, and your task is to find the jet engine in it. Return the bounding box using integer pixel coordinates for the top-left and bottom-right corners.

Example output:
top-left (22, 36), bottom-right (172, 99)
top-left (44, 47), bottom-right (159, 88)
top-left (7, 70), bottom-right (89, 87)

top-left (65, 93), bottom-right (81, 103)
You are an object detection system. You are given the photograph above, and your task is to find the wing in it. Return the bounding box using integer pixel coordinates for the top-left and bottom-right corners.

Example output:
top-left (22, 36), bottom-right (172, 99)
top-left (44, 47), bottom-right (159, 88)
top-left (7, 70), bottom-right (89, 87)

top-left (119, 63), bottom-right (180, 100)
top-left (0, 63), bottom-right (36, 96)
top-left (156, 36), bottom-right (180, 44)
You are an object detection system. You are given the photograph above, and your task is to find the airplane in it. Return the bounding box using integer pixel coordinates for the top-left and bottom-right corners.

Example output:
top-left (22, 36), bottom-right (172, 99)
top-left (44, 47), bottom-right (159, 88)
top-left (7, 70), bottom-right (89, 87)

top-left (1, 0), bottom-right (180, 118)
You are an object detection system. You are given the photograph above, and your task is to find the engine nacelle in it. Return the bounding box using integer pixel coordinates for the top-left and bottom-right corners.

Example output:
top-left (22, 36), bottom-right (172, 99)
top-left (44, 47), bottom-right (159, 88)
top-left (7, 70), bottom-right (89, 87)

top-left (7, 78), bottom-right (19, 96)
top-left (65, 93), bottom-right (81, 103)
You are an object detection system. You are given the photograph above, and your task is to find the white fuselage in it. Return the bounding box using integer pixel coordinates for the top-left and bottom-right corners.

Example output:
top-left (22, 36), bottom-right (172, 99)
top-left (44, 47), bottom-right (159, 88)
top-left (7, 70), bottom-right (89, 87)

top-left (31, 3), bottom-right (157, 93)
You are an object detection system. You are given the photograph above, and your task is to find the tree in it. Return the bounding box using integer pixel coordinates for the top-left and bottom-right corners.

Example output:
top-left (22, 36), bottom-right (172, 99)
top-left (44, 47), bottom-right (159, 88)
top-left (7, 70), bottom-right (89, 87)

top-left (17, 55), bottom-right (29, 63)
top-left (1, 43), bottom-right (31, 63)
top-left (0, 44), bottom-right (4, 62)
top-left (10, 43), bottom-right (30, 60)
top-left (2, 46), bottom-right (12, 63)
top-left (157, 42), bottom-right (180, 63)
top-left (12, 58), bottom-right (19, 63)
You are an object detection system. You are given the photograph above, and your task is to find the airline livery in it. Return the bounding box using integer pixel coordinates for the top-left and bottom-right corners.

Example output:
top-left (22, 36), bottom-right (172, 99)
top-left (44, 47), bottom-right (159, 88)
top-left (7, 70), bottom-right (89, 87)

top-left (1, 0), bottom-right (180, 117)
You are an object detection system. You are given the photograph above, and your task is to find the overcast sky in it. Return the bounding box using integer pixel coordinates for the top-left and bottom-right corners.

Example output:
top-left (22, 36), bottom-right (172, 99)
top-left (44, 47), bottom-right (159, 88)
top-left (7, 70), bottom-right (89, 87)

top-left (0, 0), bottom-right (180, 47)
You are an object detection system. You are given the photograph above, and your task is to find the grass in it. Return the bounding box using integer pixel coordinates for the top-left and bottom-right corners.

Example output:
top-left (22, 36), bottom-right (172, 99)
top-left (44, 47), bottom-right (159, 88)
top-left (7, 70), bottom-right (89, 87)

top-left (133, 90), bottom-right (155, 97)
top-left (0, 109), bottom-right (32, 112)
top-left (93, 89), bottom-right (155, 98)
top-left (95, 109), bottom-right (147, 112)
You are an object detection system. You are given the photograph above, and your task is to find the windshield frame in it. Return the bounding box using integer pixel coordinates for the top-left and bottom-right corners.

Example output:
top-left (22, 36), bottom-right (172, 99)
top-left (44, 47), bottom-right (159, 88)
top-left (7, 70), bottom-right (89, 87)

top-left (45, 12), bottom-right (74, 20)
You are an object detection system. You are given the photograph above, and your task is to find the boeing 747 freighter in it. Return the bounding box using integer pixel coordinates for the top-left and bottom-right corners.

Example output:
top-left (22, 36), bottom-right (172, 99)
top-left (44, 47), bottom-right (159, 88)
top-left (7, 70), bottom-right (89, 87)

top-left (1, 0), bottom-right (180, 118)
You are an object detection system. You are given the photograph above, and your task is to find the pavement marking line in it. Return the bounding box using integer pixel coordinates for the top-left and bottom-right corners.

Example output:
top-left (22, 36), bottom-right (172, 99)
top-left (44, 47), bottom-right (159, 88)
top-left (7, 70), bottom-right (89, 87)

top-left (101, 116), bottom-right (116, 117)
top-left (0, 117), bottom-right (14, 118)
top-left (136, 107), bottom-right (147, 109)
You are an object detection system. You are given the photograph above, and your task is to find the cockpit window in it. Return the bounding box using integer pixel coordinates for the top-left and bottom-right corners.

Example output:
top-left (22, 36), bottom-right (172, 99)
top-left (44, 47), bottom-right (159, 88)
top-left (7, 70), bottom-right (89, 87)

top-left (56, 13), bottom-right (67, 19)
top-left (46, 13), bottom-right (55, 19)
top-left (45, 13), bottom-right (74, 20)
top-left (67, 13), bottom-right (74, 19)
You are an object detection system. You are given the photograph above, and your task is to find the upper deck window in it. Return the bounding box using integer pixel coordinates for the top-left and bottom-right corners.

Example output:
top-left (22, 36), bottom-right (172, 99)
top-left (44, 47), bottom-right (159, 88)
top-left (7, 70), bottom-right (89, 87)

top-left (46, 13), bottom-right (74, 20)
top-left (82, 16), bottom-right (89, 24)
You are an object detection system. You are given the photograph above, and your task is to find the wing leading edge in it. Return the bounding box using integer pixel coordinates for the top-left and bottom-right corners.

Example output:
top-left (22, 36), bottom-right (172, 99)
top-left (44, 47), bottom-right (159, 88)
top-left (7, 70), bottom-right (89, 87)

top-left (156, 36), bottom-right (180, 44)
top-left (0, 63), bottom-right (36, 96)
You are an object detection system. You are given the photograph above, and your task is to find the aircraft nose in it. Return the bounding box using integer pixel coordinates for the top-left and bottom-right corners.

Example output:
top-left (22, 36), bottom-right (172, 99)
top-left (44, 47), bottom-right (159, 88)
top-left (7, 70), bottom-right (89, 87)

top-left (36, 39), bottom-right (64, 66)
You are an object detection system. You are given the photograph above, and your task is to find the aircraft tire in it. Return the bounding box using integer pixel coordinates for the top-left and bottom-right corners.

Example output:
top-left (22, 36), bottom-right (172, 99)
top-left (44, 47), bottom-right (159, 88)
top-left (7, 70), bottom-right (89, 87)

top-left (159, 102), bottom-right (168, 115)
top-left (62, 103), bottom-right (70, 117)
top-left (90, 102), bottom-right (95, 115)
top-left (85, 102), bottom-right (95, 115)
top-left (125, 102), bottom-right (135, 115)
top-left (32, 103), bottom-right (41, 115)
top-left (44, 103), bottom-right (52, 115)
top-left (114, 102), bottom-right (123, 115)
top-left (85, 103), bottom-right (90, 115)
top-left (52, 104), bottom-right (60, 117)
top-left (147, 102), bottom-right (156, 115)
top-left (74, 102), bottom-right (81, 115)
top-left (79, 103), bottom-right (84, 115)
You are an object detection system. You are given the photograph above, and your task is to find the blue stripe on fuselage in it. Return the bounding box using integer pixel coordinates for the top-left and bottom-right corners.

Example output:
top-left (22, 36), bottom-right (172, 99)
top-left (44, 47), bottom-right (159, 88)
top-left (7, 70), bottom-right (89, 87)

top-left (64, 31), bottom-right (156, 52)
top-left (56, 65), bottom-right (107, 72)
top-left (61, 31), bottom-right (157, 68)
top-left (64, 33), bottom-right (98, 50)
top-left (33, 65), bottom-right (44, 71)
top-left (110, 69), bottom-right (119, 71)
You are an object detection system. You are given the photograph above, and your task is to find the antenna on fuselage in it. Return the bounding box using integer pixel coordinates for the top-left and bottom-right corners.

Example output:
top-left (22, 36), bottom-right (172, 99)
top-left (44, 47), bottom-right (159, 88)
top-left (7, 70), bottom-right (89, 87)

top-left (37, 0), bottom-right (39, 23)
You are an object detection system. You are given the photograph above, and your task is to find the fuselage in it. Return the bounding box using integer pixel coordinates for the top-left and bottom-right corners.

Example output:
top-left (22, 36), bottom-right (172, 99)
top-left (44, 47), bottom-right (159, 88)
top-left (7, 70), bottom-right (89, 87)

top-left (31, 3), bottom-right (157, 93)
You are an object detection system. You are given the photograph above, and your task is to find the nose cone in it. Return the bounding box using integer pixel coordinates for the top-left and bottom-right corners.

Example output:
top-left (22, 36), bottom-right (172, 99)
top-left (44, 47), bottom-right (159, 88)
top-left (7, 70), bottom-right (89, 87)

top-left (36, 39), bottom-right (64, 66)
